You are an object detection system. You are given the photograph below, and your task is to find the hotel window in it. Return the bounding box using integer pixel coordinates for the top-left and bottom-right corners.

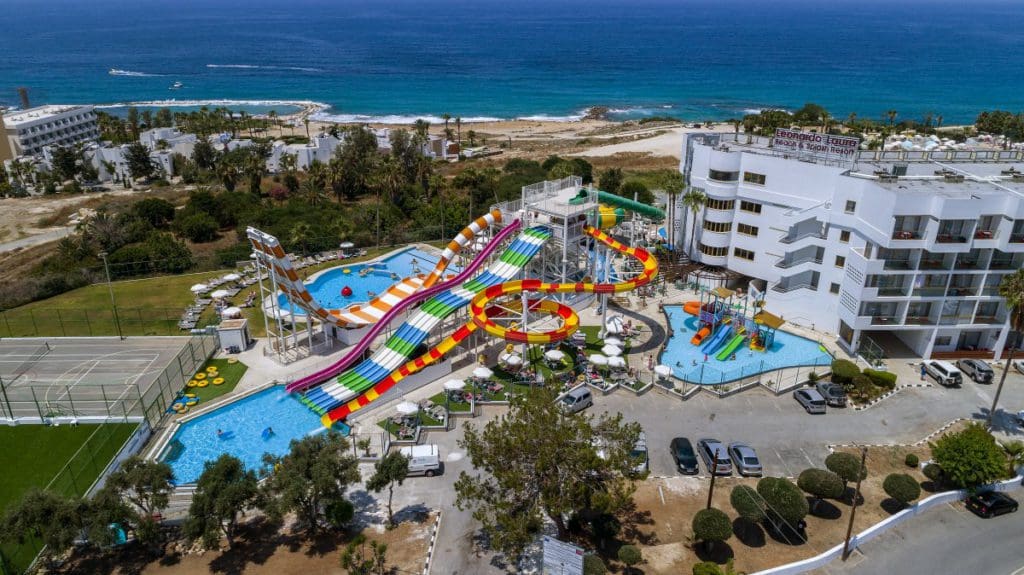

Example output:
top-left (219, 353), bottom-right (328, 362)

top-left (737, 223), bottom-right (759, 236)
top-left (935, 336), bottom-right (952, 346)
top-left (733, 247), bottom-right (755, 261)
top-left (839, 230), bottom-right (850, 243)
top-left (700, 243), bottom-right (728, 258)
top-left (703, 220), bottom-right (732, 233)
top-left (743, 172), bottom-right (767, 185)
top-left (830, 283), bottom-right (841, 294)
top-left (705, 198), bottom-right (735, 211)
top-left (740, 200), bottom-right (762, 214)
top-left (708, 169), bottom-right (739, 182)
top-left (835, 255), bottom-right (846, 268)
top-left (844, 200), bottom-right (857, 214)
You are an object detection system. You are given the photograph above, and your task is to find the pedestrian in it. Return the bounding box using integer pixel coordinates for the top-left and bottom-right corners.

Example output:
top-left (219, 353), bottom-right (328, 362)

top-left (920, 363), bottom-right (926, 381)
top-left (704, 353), bottom-right (708, 362)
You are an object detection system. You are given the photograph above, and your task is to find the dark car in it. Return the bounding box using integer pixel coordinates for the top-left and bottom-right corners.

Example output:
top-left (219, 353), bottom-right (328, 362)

top-left (815, 382), bottom-right (847, 407)
top-left (696, 438), bottom-right (733, 476)
top-left (727, 442), bottom-right (763, 476)
top-left (966, 492), bottom-right (1019, 518)
top-left (670, 437), bottom-right (699, 475)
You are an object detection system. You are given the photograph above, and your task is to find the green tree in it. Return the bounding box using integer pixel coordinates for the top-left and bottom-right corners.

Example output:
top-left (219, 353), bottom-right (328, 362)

top-left (133, 197), bottom-right (175, 228)
top-left (756, 477), bottom-right (809, 531)
top-left (882, 473), bottom-right (921, 508)
top-left (191, 139), bottom-right (218, 171)
top-left (797, 468), bottom-right (845, 511)
top-left (51, 146), bottom-right (79, 181)
top-left (730, 484), bottom-right (767, 523)
top-left (691, 507), bottom-right (732, 552)
top-left (930, 423), bottom-right (1008, 489)
top-left (693, 559), bottom-right (741, 575)
top-left (184, 454), bottom-right (259, 549)
top-left (454, 387), bottom-right (642, 560)
top-left (299, 177), bottom-right (327, 207)
top-left (598, 167), bottom-right (624, 194)
top-left (682, 187), bottom-right (707, 257)
top-left (617, 544), bottom-right (642, 575)
top-left (616, 179), bottom-right (655, 205)
top-left (155, 107), bottom-right (173, 128)
top-left (127, 106), bottom-right (140, 138)
top-left (792, 103), bottom-right (828, 126)
top-left (825, 452), bottom-right (867, 490)
top-left (288, 221), bottom-right (316, 256)
top-left (340, 533), bottom-right (389, 575)
top-left (1, 490), bottom-right (87, 563)
top-left (988, 269), bottom-right (1024, 426)
top-left (584, 553), bottom-right (608, 575)
top-left (103, 455), bottom-right (174, 537)
top-left (176, 212), bottom-right (219, 243)
top-left (244, 146), bottom-right (268, 197)
top-left (366, 450), bottom-right (409, 528)
top-left (260, 430), bottom-right (360, 535)
top-left (217, 156), bottom-right (240, 192)
top-left (124, 141), bottom-right (155, 181)
top-left (1001, 440), bottom-right (1024, 473)
top-left (466, 129), bottom-right (477, 146)
top-left (549, 160), bottom-right (577, 180)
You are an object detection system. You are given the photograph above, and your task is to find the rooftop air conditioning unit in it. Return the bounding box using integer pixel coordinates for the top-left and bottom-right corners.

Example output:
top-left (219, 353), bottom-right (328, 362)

top-left (891, 163), bottom-right (908, 177)
top-left (1012, 174), bottom-right (1024, 183)
top-left (943, 174), bottom-right (965, 183)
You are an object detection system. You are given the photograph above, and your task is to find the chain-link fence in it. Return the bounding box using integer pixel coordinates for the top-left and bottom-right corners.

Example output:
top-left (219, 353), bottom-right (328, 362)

top-left (0, 307), bottom-right (220, 338)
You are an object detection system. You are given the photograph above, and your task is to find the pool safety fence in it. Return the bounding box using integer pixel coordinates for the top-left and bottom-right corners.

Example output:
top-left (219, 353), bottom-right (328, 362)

top-left (0, 307), bottom-right (220, 338)
top-left (653, 359), bottom-right (833, 401)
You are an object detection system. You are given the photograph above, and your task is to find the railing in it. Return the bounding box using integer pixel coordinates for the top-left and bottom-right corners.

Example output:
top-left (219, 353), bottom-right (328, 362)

top-left (882, 259), bottom-right (913, 270)
top-left (905, 315), bottom-right (934, 325)
top-left (912, 287), bottom-right (947, 297)
top-left (775, 256), bottom-right (822, 269)
top-left (939, 314), bottom-right (974, 325)
top-left (990, 260), bottom-right (1018, 270)
top-left (771, 282), bottom-right (816, 293)
top-left (918, 258), bottom-right (949, 270)
top-left (980, 286), bottom-right (1001, 296)
top-left (876, 287), bottom-right (907, 297)
top-left (954, 258), bottom-right (982, 270)
top-left (935, 234), bottom-right (968, 244)
top-left (890, 230), bottom-right (923, 240)
top-left (946, 286), bottom-right (978, 297)
top-left (869, 315), bottom-right (901, 325)
top-left (973, 229), bottom-right (998, 240)
top-left (779, 231), bottom-right (826, 244)
top-left (1012, 233), bottom-right (1024, 243)
top-left (974, 315), bottom-right (1007, 324)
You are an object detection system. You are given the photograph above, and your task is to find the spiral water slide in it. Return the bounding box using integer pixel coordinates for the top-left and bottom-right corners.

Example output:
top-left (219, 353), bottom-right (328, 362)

top-left (320, 224), bottom-right (658, 427)
top-left (301, 226), bottom-right (553, 416)
top-left (245, 209), bottom-right (502, 330)
top-left (286, 218), bottom-right (523, 393)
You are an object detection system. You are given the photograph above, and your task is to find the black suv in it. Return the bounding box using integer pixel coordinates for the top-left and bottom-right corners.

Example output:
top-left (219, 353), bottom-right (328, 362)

top-left (966, 492), bottom-right (1018, 518)
top-left (815, 382), bottom-right (847, 407)
top-left (670, 437), bottom-right (699, 475)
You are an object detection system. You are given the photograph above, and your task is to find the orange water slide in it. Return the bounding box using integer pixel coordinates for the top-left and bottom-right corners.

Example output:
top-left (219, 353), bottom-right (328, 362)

top-left (690, 326), bottom-right (710, 345)
top-left (683, 301), bottom-right (701, 315)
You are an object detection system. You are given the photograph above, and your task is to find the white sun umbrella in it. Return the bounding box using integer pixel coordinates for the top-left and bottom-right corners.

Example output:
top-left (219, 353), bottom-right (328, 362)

top-left (603, 337), bottom-right (623, 347)
top-left (473, 366), bottom-right (494, 379)
top-left (223, 273), bottom-right (241, 282)
top-left (607, 356), bottom-right (627, 369)
top-left (544, 349), bottom-right (566, 361)
top-left (589, 354), bottom-right (608, 366)
top-left (654, 364), bottom-right (672, 378)
top-left (601, 344), bottom-right (622, 357)
top-left (221, 306), bottom-right (242, 318)
top-left (395, 401), bottom-right (419, 415)
top-left (190, 283), bottom-right (209, 294)
top-left (210, 289), bottom-right (231, 299)
top-left (505, 354), bottom-right (523, 366)
top-left (443, 379), bottom-right (466, 391)
top-left (605, 315), bottom-right (624, 335)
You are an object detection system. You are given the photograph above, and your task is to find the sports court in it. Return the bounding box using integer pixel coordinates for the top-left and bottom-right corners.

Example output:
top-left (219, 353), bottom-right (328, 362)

top-left (0, 336), bottom-right (213, 421)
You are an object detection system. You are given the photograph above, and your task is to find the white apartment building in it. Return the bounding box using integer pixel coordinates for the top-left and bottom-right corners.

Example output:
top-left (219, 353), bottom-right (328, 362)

top-left (679, 132), bottom-right (1024, 360)
top-left (266, 133), bottom-right (342, 172)
top-left (1, 105), bottom-right (99, 160)
top-left (139, 127), bottom-right (197, 156)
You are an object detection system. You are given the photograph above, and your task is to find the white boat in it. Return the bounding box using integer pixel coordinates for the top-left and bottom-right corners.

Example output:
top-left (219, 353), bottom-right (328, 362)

top-left (170, 81), bottom-right (183, 90)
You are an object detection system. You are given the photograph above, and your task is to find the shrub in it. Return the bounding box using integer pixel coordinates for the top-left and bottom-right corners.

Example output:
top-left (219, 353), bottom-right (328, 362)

top-left (830, 359), bottom-right (860, 385)
top-left (692, 508), bottom-right (733, 548)
top-left (923, 463), bottom-right (944, 483)
top-left (825, 452), bottom-right (867, 487)
top-left (325, 498), bottom-right (354, 529)
top-left (930, 423), bottom-right (1009, 488)
top-left (730, 484), bottom-right (767, 523)
top-left (693, 562), bottom-right (724, 575)
top-left (883, 473), bottom-right (922, 507)
top-left (797, 468), bottom-right (845, 502)
top-left (176, 212), bottom-right (219, 243)
top-left (864, 368), bottom-right (898, 390)
top-left (617, 544), bottom-right (642, 571)
top-left (583, 554), bottom-right (608, 575)
top-left (905, 454), bottom-right (920, 468)
top-left (756, 477), bottom-right (809, 527)
top-left (807, 371), bottom-right (819, 383)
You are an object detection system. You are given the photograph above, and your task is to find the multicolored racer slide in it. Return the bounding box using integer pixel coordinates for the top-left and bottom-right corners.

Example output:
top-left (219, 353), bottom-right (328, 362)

top-left (301, 226), bottom-right (554, 416)
top-left (320, 224), bottom-right (658, 427)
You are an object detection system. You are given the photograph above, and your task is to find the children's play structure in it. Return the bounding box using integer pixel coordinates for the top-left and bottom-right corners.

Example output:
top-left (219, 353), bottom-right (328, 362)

top-left (682, 286), bottom-right (785, 360)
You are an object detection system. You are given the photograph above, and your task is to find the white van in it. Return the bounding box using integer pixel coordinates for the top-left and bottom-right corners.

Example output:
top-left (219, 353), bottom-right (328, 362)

top-left (923, 360), bottom-right (963, 387)
top-left (559, 387), bottom-right (593, 414)
top-left (399, 444), bottom-right (441, 477)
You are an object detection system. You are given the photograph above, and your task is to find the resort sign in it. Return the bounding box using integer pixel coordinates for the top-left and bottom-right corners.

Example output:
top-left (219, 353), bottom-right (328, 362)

top-left (772, 128), bottom-right (860, 163)
top-left (542, 536), bottom-right (584, 575)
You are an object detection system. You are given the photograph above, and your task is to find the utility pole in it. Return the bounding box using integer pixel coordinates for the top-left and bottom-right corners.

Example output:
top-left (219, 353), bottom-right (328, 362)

top-left (987, 329), bottom-right (1018, 427)
top-left (842, 446), bottom-right (868, 560)
top-left (706, 448), bottom-right (720, 509)
top-left (99, 252), bottom-right (124, 340)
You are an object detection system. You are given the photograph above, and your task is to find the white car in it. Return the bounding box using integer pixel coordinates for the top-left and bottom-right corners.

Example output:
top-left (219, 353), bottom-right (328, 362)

top-left (1014, 360), bottom-right (1024, 376)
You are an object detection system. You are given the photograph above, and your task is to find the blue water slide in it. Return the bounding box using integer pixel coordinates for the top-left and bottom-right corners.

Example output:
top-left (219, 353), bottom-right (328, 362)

top-left (701, 325), bottom-right (732, 356)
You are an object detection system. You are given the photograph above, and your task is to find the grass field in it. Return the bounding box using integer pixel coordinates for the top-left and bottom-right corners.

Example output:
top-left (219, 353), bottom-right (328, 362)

top-left (181, 358), bottom-right (248, 404)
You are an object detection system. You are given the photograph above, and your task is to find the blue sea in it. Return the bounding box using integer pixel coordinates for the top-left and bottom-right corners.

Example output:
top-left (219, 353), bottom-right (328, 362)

top-left (2, 0), bottom-right (1023, 124)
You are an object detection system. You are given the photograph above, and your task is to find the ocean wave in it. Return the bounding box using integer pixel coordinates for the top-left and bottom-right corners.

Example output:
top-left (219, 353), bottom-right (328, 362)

top-left (95, 99), bottom-right (329, 115)
top-left (207, 64), bottom-right (324, 73)
top-left (108, 68), bottom-right (161, 77)
top-left (516, 113), bottom-right (586, 122)
top-left (309, 112), bottom-right (503, 124)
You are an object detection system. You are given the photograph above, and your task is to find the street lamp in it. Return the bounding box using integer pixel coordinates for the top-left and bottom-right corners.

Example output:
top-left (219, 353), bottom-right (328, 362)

top-left (98, 252), bottom-right (124, 340)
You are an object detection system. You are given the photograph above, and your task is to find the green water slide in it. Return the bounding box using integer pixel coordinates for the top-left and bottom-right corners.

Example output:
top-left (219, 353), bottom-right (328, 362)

top-left (568, 188), bottom-right (665, 220)
top-left (716, 333), bottom-right (747, 361)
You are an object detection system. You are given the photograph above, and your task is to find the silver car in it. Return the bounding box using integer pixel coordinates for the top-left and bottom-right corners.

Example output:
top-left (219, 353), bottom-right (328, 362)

top-left (957, 358), bottom-right (993, 383)
top-left (794, 389), bottom-right (827, 414)
top-left (728, 442), bottom-right (763, 476)
top-left (696, 438), bottom-right (733, 476)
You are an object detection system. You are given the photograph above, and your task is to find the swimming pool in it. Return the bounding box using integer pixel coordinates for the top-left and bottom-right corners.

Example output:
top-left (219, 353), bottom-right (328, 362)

top-left (278, 247), bottom-right (457, 315)
top-left (162, 386), bottom-right (325, 484)
top-left (660, 305), bottom-right (833, 385)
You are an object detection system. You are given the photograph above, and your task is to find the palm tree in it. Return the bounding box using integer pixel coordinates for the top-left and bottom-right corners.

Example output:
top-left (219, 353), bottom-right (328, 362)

top-left (441, 113), bottom-right (451, 136)
top-left (373, 157), bottom-right (405, 247)
top-left (413, 119), bottom-right (430, 142)
top-left (268, 109), bottom-right (278, 135)
top-left (886, 109), bottom-right (898, 128)
top-left (299, 177), bottom-right (327, 207)
top-left (846, 112), bottom-right (857, 128)
top-left (303, 117), bottom-right (311, 140)
top-left (742, 116), bottom-right (757, 144)
top-left (660, 172), bottom-right (684, 250)
top-left (288, 222), bottom-right (315, 256)
top-left (681, 187), bottom-right (707, 258)
top-left (467, 130), bottom-right (477, 147)
top-left (455, 117), bottom-right (462, 147)
top-left (988, 269), bottom-right (1024, 426)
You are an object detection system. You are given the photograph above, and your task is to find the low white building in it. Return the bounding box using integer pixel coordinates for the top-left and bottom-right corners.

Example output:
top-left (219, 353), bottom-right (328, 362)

top-left (139, 127), bottom-right (197, 157)
top-left (1, 105), bottom-right (99, 161)
top-left (266, 133), bottom-right (342, 172)
top-left (680, 131), bottom-right (1024, 360)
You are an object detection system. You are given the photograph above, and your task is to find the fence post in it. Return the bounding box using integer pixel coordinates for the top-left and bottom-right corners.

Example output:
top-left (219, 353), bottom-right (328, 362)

top-left (66, 385), bottom-right (76, 415)
top-left (31, 387), bottom-right (43, 419)
top-left (29, 309), bottom-right (39, 336)
top-left (1, 310), bottom-right (11, 337)
top-left (0, 377), bottom-right (11, 419)
top-left (56, 309), bottom-right (66, 337)
top-left (84, 308), bottom-right (92, 336)
top-left (102, 386), bottom-right (111, 417)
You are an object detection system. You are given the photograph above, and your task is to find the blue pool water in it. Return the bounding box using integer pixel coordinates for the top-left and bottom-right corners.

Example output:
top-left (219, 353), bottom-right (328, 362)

top-left (163, 387), bottom-right (324, 484)
top-left (660, 305), bottom-right (832, 385)
top-left (279, 247), bottom-right (457, 315)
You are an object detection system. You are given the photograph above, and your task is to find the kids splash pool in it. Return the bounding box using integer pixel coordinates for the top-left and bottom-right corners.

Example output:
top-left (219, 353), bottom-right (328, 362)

top-left (661, 304), bottom-right (832, 385)
top-left (162, 386), bottom-right (326, 484)
top-left (278, 247), bottom-right (456, 314)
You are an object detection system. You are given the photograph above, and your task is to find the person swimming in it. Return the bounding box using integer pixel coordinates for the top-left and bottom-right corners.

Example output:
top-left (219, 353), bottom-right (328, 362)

top-left (216, 429), bottom-right (223, 437)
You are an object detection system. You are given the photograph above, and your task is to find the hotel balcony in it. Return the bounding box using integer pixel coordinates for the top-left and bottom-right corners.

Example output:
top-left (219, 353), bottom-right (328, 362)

top-left (1008, 222), bottom-right (1024, 244)
top-left (946, 284), bottom-right (978, 297)
top-left (939, 314), bottom-right (975, 325)
top-left (974, 314), bottom-right (1007, 325)
top-left (905, 315), bottom-right (934, 325)
top-left (883, 259), bottom-right (914, 271)
top-left (870, 315), bottom-right (902, 325)
top-left (935, 219), bottom-right (974, 244)
top-left (918, 251), bottom-right (952, 271)
top-left (891, 215), bottom-right (927, 241)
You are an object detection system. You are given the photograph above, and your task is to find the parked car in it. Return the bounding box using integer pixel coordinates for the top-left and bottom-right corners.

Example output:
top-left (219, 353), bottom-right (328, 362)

top-left (957, 358), bottom-right (994, 383)
top-left (670, 437), bottom-right (700, 475)
top-left (815, 382), bottom-right (847, 407)
top-left (965, 491), bottom-right (1019, 518)
top-left (794, 389), bottom-right (827, 414)
top-left (727, 442), bottom-right (763, 476)
top-left (559, 387), bottom-right (593, 414)
top-left (630, 432), bottom-right (649, 475)
top-left (400, 444), bottom-right (442, 477)
top-left (697, 438), bottom-right (733, 475)
top-left (1014, 360), bottom-right (1024, 376)
top-left (923, 360), bottom-right (963, 386)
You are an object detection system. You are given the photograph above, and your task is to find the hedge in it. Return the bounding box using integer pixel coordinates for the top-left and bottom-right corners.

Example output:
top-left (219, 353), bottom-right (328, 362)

top-left (831, 359), bottom-right (860, 385)
top-left (864, 368), bottom-right (898, 390)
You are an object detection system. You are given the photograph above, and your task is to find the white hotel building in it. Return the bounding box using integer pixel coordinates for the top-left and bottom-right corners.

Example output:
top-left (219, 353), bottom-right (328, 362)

top-left (678, 132), bottom-right (1024, 360)
top-left (0, 105), bottom-right (99, 161)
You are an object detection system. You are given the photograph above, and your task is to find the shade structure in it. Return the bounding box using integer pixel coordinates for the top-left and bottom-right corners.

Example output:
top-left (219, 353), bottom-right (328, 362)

top-left (190, 284), bottom-right (209, 294)
top-left (210, 289), bottom-right (231, 299)
top-left (473, 367), bottom-right (494, 379)
top-left (589, 354), bottom-right (608, 366)
top-left (603, 337), bottom-right (623, 347)
top-left (605, 315), bottom-right (624, 335)
top-left (601, 344), bottom-right (623, 357)
top-left (221, 306), bottom-right (242, 318)
top-left (608, 356), bottom-right (627, 368)
top-left (395, 401), bottom-right (419, 415)
top-left (505, 354), bottom-right (523, 366)
top-left (223, 273), bottom-right (241, 282)
top-left (544, 349), bottom-right (566, 361)
top-left (654, 364), bottom-right (672, 377)
top-left (443, 379), bottom-right (466, 391)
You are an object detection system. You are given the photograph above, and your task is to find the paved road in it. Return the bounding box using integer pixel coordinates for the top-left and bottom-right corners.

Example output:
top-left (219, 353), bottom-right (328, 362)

top-left (0, 226), bottom-right (73, 253)
top-left (820, 501), bottom-right (1024, 575)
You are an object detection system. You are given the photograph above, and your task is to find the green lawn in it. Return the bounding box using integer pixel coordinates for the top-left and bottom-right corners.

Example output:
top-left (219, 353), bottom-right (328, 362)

top-left (180, 358), bottom-right (248, 404)
top-left (428, 392), bottom-right (471, 413)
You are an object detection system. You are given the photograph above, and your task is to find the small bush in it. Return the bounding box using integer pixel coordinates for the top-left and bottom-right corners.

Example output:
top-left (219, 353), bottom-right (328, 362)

top-left (325, 498), bottom-right (354, 529)
top-left (883, 473), bottom-right (922, 506)
top-left (693, 562), bottom-right (724, 575)
top-left (905, 454), bottom-right (920, 468)
top-left (831, 359), bottom-right (860, 385)
top-left (617, 544), bottom-right (642, 569)
top-left (825, 452), bottom-right (867, 486)
top-left (923, 463), bottom-right (944, 483)
top-left (807, 371), bottom-right (819, 383)
top-left (583, 554), bottom-right (608, 575)
top-left (692, 508), bottom-right (733, 547)
top-left (798, 468), bottom-right (845, 501)
top-left (864, 368), bottom-right (898, 390)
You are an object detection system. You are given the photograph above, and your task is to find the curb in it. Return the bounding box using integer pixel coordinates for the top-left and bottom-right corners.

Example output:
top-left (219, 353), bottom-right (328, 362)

top-left (650, 474), bottom-right (796, 481)
top-left (423, 512), bottom-right (442, 575)
top-left (852, 383), bottom-right (931, 411)
top-left (828, 417), bottom-right (967, 452)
